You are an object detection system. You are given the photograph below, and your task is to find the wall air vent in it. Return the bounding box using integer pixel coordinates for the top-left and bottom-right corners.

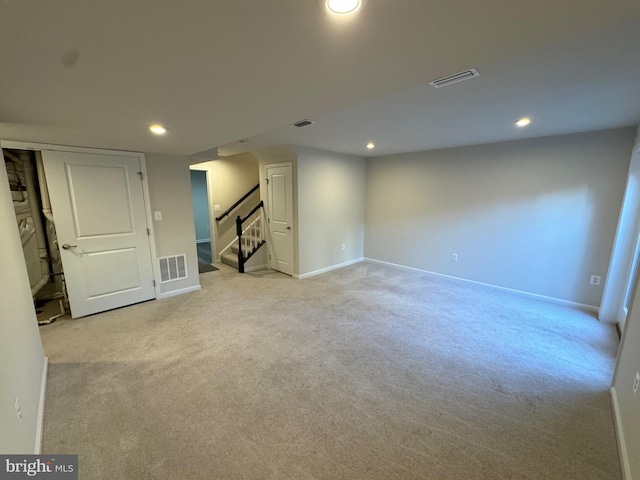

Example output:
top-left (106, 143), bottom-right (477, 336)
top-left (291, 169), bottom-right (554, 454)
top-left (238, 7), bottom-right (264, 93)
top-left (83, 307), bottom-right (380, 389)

top-left (158, 255), bottom-right (188, 283)
top-left (429, 68), bottom-right (480, 88)
top-left (292, 119), bottom-right (315, 128)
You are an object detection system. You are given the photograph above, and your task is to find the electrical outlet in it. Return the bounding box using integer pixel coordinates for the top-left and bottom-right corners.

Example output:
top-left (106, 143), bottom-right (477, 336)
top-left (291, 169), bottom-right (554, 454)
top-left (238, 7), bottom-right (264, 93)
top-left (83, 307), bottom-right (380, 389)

top-left (14, 397), bottom-right (22, 423)
top-left (451, 253), bottom-right (459, 262)
top-left (590, 275), bottom-right (601, 286)
top-left (153, 211), bottom-right (163, 221)
top-left (633, 372), bottom-right (640, 395)
top-left (341, 243), bottom-right (346, 251)
top-left (214, 205), bottom-right (221, 212)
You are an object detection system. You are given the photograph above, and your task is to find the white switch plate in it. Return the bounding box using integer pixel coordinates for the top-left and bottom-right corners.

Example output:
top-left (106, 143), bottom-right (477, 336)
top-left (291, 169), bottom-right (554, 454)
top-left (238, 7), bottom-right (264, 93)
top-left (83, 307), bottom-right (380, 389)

top-left (341, 243), bottom-right (346, 251)
top-left (214, 205), bottom-right (221, 212)
top-left (590, 275), bottom-right (601, 286)
top-left (451, 253), bottom-right (459, 262)
top-left (153, 211), bottom-right (162, 221)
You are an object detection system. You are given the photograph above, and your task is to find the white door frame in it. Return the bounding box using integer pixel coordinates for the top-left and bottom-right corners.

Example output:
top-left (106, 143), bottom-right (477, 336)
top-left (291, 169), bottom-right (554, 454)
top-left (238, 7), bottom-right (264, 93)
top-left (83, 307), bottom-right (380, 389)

top-left (0, 140), bottom-right (161, 299)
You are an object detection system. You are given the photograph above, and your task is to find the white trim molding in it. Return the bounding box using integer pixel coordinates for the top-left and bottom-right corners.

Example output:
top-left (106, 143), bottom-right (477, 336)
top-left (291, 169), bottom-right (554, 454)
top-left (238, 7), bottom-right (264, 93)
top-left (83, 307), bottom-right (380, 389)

top-left (611, 387), bottom-right (631, 480)
top-left (158, 285), bottom-right (201, 299)
top-left (294, 258), bottom-right (364, 280)
top-left (364, 258), bottom-right (599, 313)
top-left (35, 356), bottom-right (48, 454)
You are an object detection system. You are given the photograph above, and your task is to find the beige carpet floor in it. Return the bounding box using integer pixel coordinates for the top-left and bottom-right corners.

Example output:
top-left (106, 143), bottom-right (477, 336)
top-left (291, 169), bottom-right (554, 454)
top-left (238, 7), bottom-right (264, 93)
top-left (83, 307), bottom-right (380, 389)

top-left (40, 262), bottom-right (621, 479)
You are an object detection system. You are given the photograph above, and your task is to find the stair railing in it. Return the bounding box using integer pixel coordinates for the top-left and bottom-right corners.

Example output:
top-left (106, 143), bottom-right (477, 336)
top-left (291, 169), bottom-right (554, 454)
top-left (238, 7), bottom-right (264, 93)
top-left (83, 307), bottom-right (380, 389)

top-left (215, 184), bottom-right (259, 222)
top-left (236, 201), bottom-right (265, 273)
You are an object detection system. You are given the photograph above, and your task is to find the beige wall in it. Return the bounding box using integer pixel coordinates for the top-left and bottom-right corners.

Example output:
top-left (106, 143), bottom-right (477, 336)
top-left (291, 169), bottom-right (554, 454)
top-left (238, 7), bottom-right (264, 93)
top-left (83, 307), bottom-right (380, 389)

top-left (191, 153), bottom-right (260, 261)
top-left (295, 146), bottom-right (366, 276)
top-left (145, 154), bottom-right (200, 296)
top-left (0, 158), bottom-right (46, 453)
top-left (611, 124), bottom-right (640, 480)
top-left (365, 128), bottom-right (634, 307)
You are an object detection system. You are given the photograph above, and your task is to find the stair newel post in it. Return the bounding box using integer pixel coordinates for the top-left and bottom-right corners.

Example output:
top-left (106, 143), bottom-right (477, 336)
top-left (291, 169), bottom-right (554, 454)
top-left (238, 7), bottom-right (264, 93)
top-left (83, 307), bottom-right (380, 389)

top-left (236, 215), bottom-right (245, 273)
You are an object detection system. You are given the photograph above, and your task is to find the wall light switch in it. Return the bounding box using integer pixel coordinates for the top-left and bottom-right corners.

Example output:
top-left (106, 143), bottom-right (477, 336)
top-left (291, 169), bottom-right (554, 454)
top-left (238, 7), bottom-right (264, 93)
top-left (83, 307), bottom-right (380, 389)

top-left (154, 211), bottom-right (162, 221)
top-left (590, 275), bottom-right (601, 286)
top-left (214, 205), bottom-right (221, 212)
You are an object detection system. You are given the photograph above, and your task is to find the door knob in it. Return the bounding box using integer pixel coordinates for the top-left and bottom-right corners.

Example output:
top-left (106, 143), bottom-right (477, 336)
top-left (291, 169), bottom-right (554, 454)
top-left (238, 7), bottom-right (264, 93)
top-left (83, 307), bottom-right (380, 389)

top-left (61, 243), bottom-right (77, 250)
top-left (285, 226), bottom-right (291, 230)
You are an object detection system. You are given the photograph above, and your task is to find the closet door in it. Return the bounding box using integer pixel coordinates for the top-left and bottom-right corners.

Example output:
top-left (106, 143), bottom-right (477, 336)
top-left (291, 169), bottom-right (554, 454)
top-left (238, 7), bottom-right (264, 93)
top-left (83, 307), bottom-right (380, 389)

top-left (42, 150), bottom-right (155, 318)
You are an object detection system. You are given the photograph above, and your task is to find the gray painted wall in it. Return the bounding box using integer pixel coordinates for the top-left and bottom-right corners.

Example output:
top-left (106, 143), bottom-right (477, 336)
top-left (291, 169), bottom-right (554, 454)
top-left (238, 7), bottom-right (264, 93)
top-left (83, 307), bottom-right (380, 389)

top-left (295, 146), bottom-right (366, 276)
top-left (146, 154), bottom-right (200, 295)
top-left (0, 158), bottom-right (46, 453)
top-left (612, 125), bottom-right (640, 480)
top-left (190, 170), bottom-right (211, 243)
top-left (365, 128), bottom-right (634, 307)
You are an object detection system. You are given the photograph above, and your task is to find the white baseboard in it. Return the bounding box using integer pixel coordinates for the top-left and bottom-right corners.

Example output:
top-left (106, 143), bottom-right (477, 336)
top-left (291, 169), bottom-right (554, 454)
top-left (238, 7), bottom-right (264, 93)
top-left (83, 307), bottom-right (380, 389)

top-left (35, 356), bottom-right (48, 454)
top-left (364, 258), bottom-right (599, 313)
top-left (158, 285), bottom-right (201, 299)
top-left (295, 258), bottom-right (364, 280)
top-left (611, 387), bottom-right (631, 480)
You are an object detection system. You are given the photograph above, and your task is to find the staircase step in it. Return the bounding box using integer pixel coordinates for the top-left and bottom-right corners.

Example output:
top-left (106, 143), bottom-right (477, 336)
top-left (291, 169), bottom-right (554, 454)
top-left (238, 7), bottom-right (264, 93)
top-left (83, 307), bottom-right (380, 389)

top-left (220, 252), bottom-right (238, 269)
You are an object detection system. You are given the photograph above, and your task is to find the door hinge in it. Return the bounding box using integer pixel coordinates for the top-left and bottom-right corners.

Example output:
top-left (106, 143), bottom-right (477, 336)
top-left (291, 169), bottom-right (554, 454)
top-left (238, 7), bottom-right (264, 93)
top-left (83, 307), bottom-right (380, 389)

top-left (147, 228), bottom-right (150, 236)
top-left (153, 280), bottom-right (156, 287)
top-left (138, 171), bottom-right (144, 180)
top-left (268, 217), bottom-right (270, 223)
top-left (266, 178), bottom-right (269, 184)
top-left (269, 254), bottom-right (271, 260)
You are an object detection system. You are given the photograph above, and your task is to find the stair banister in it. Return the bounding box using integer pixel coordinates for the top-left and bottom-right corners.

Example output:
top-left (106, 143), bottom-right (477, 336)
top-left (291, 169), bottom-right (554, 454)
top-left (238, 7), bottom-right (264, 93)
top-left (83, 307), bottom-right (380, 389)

top-left (235, 200), bottom-right (264, 274)
top-left (215, 184), bottom-right (259, 222)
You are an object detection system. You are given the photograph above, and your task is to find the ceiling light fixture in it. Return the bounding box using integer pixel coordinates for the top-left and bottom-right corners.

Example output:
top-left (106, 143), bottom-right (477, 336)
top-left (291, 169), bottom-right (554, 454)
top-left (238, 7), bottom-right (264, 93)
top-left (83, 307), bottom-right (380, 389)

top-left (149, 124), bottom-right (167, 135)
top-left (325, 0), bottom-right (361, 15)
top-left (366, 142), bottom-right (375, 149)
top-left (515, 117), bottom-right (531, 128)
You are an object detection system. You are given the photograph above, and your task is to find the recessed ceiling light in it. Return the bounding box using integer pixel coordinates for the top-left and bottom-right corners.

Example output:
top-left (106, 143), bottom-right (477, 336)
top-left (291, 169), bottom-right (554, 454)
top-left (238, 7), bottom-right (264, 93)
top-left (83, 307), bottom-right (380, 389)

top-left (149, 124), bottom-right (167, 135)
top-left (326, 0), bottom-right (361, 15)
top-left (515, 117), bottom-right (531, 127)
top-left (366, 142), bottom-right (375, 149)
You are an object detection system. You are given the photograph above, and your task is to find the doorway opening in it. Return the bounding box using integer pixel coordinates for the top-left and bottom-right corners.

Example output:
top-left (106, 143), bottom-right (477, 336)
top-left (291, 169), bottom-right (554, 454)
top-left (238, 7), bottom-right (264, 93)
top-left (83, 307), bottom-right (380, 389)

top-left (190, 169), bottom-right (217, 274)
top-left (3, 148), bottom-right (68, 325)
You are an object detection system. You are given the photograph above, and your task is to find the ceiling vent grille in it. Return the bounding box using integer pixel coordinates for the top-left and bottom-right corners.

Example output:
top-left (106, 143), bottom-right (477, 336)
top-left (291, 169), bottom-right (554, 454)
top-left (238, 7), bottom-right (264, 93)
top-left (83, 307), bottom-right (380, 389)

top-left (292, 119), bottom-right (315, 128)
top-left (429, 68), bottom-right (480, 88)
top-left (158, 255), bottom-right (188, 283)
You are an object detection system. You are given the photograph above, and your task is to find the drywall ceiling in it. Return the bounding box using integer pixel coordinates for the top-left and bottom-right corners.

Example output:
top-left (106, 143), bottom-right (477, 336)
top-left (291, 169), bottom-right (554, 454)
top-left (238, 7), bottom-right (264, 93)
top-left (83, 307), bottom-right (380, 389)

top-left (1, 1), bottom-right (639, 158)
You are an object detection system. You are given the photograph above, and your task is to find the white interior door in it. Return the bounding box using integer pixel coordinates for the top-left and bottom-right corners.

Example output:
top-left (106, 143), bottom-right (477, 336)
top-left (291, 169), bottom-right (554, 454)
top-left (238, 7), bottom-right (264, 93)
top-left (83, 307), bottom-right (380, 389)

top-left (42, 150), bottom-right (155, 318)
top-left (267, 163), bottom-right (293, 275)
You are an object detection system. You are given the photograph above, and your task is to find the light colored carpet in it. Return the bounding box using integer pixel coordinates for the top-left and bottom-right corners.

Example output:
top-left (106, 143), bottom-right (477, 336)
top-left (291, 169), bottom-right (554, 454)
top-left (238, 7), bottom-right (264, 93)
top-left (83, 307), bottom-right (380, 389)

top-left (40, 262), bottom-right (621, 479)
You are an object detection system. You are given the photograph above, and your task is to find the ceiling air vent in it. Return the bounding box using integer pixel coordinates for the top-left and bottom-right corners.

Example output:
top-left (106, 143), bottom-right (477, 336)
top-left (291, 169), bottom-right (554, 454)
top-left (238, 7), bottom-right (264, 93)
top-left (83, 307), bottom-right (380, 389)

top-left (429, 68), bottom-right (480, 88)
top-left (292, 119), bottom-right (315, 128)
top-left (158, 255), bottom-right (188, 283)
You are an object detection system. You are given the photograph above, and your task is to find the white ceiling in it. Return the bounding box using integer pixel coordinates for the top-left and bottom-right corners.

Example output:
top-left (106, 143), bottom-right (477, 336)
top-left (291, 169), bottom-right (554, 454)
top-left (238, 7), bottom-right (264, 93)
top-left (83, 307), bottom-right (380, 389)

top-left (1, 1), bottom-right (639, 159)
